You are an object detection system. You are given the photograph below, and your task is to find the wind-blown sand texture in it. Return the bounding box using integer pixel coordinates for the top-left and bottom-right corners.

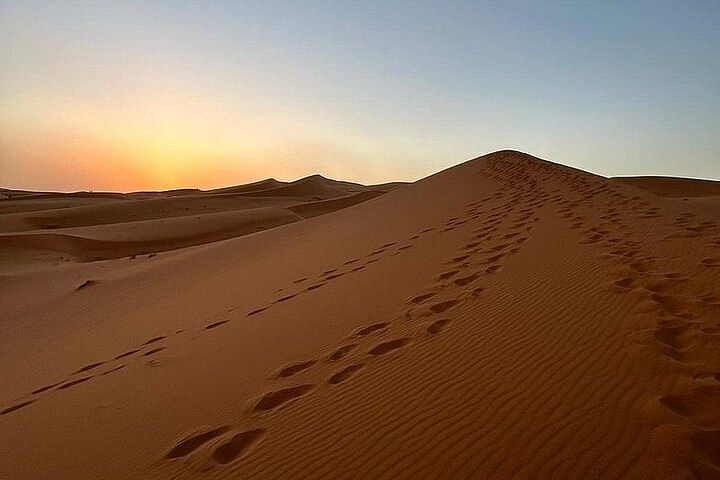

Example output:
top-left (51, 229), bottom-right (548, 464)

top-left (1, 151), bottom-right (719, 479)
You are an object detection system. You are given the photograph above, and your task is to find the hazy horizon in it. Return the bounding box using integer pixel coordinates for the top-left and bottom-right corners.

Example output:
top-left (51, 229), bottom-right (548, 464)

top-left (2, 1), bottom-right (719, 191)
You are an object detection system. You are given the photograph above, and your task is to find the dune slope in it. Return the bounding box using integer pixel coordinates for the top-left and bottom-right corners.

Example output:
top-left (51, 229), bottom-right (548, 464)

top-left (0, 151), bottom-right (719, 479)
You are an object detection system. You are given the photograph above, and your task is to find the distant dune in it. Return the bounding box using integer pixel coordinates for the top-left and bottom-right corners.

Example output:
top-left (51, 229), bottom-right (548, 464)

top-left (0, 175), bottom-right (402, 264)
top-left (1, 151), bottom-right (719, 479)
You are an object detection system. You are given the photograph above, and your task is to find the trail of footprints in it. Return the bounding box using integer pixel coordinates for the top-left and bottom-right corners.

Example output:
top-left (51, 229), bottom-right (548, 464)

top-left (0, 223), bottom-right (440, 416)
top-left (155, 164), bottom-right (550, 471)
top-left (533, 160), bottom-right (720, 475)
top-left (4, 161), bottom-right (545, 417)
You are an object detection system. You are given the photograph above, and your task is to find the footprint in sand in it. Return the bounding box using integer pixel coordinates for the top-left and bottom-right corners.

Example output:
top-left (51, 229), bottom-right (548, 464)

top-left (166, 426), bottom-right (232, 459)
top-left (247, 307), bottom-right (270, 316)
top-left (368, 338), bottom-right (411, 356)
top-left (142, 336), bottom-right (166, 346)
top-left (485, 265), bottom-right (502, 274)
top-left (328, 364), bottom-right (365, 385)
top-left (144, 347), bottom-right (166, 356)
top-left (75, 361), bottom-right (106, 373)
top-left (212, 429), bottom-right (265, 465)
top-left (328, 344), bottom-right (357, 362)
top-left (32, 382), bottom-right (62, 394)
top-left (354, 323), bottom-right (388, 337)
top-left (275, 360), bottom-right (316, 378)
top-left (426, 319), bottom-right (452, 335)
top-left (660, 386), bottom-right (720, 428)
top-left (206, 320), bottom-right (229, 330)
top-left (57, 377), bottom-right (92, 390)
top-left (116, 348), bottom-right (142, 359)
top-left (276, 293), bottom-right (298, 303)
top-left (438, 270), bottom-right (460, 281)
top-left (454, 274), bottom-right (479, 286)
top-left (409, 292), bottom-right (436, 304)
top-left (427, 299), bottom-right (460, 314)
top-left (253, 385), bottom-right (314, 413)
top-left (0, 399), bottom-right (36, 415)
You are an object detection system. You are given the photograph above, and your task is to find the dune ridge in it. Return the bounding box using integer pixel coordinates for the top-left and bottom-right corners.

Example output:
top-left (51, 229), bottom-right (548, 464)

top-left (0, 151), bottom-right (719, 479)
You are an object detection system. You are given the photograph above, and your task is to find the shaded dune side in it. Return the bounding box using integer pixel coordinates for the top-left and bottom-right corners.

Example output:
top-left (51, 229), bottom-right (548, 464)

top-left (613, 176), bottom-right (720, 198)
top-left (288, 191), bottom-right (385, 218)
top-left (0, 207), bottom-right (302, 261)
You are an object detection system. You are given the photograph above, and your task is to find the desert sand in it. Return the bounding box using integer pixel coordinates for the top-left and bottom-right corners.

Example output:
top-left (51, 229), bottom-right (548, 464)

top-left (1, 150), bottom-right (719, 479)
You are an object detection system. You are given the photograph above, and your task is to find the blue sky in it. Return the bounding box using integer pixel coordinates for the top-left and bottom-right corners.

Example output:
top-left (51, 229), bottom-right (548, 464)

top-left (1, 1), bottom-right (719, 190)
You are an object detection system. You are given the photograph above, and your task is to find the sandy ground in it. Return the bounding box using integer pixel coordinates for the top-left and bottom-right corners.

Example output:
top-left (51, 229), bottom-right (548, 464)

top-left (0, 151), bottom-right (719, 479)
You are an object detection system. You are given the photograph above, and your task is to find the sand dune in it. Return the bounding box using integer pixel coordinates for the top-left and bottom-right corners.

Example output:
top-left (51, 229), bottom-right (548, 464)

top-left (1, 151), bottom-right (719, 479)
top-left (0, 175), bottom-right (401, 267)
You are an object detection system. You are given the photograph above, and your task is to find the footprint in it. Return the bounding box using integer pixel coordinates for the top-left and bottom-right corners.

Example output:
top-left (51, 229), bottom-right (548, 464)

top-left (328, 344), bottom-right (357, 361)
top-left (409, 292), bottom-right (436, 304)
top-left (486, 265), bottom-right (502, 274)
top-left (0, 399), bottom-right (36, 415)
top-left (328, 364), bottom-right (365, 385)
top-left (57, 377), bottom-right (92, 390)
top-left (306, 283), bottom-right (326, 291)
top-left (76, 280), bottom-right (96, 290)
top-left (485, 254), bottom-right (505, 264)
top-left (102, 365), bottom-right (126, 375)
top-left (144, 347), bottom-right (166, 356)
top-left (438, 270), bottom-right (460, 280)
top-left (276, 294), bottom-right (297, 303)
top-left (652, 293), bottom-right (692, 318)
top-left (275, 360), bottom-right (316, 378)
top-left (253, 385), bottom-right (314, 412)
top-left (429, 300), bottom-right (459, 314)
top-left (166, 426), bottom-right (232, 459)
top-left (247, 307), bottom-right (269, 316)
top-left (75, 361), bottom-right (105, 373)
top-left (701, 258), bottom-right (720, 267)
top-left (115, 348), bottom-right (142, 359)
top-left (654, 324), bottom-right (691, 350)
top-left (613, 277), bottom-right (635, 290)
top-left (660, 386), bottom-right (720, 428)
top-left (206, 320), bottom-right (229, 330)
top-left (325, 273), bottom-right (344, 280)
top-left (426, 319), bottom-right (452, 335)
top-left (454, 274), bottom-right (478, 286)
top-left (32, 382), bottom-right (62, 394)
top-left (143, 336), bottom-right (166, 346)
top-left (292, 278), bottom-right (308, 284)
top-left (212, 429), bottom-right (265, 465)
top-left (355, 323), bottom-right (388, 337)
top-left (368, 338), bottom-right (411, 356)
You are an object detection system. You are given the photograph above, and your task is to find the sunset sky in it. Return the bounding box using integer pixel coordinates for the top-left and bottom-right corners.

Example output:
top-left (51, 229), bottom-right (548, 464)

top-left (2, 1), bottom-right (719, 191)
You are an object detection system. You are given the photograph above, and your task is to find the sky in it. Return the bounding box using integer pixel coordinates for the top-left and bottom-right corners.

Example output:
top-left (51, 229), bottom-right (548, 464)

top-left (1, 0), bottom-right (719, 191)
